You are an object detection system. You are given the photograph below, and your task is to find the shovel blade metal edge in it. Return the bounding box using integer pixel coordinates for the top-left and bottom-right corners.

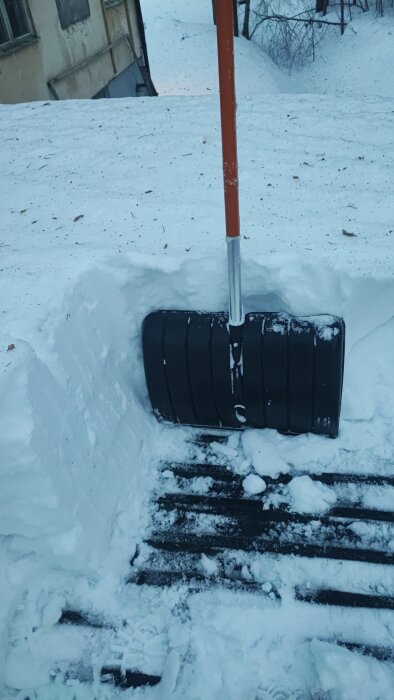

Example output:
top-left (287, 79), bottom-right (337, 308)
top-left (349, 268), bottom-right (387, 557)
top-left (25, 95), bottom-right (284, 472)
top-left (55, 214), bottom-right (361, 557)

top-left (142, 311), bottom-right (345, 438)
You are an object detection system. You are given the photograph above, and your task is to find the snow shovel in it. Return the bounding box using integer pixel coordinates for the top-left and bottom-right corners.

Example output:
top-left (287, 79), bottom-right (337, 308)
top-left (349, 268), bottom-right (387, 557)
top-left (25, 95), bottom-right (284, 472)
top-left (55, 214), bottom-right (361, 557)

top-left (142, 0), bottom-right (345, 438)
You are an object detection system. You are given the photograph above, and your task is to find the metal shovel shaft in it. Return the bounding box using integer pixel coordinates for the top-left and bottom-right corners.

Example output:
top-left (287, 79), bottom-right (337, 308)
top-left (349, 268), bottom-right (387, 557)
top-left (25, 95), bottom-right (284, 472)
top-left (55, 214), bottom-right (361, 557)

top-left (216, 0), bottom-right (243, 326)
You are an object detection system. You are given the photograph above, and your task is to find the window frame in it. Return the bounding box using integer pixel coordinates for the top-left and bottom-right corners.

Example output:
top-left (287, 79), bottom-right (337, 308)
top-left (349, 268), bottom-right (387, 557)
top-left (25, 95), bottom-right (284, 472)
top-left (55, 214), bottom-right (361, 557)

top-left (55, 0), bottom-right (91, 31)
top-left (0, 0), bottom-right (36, 51)
top-left (104, 0), bottom-right (126, 8)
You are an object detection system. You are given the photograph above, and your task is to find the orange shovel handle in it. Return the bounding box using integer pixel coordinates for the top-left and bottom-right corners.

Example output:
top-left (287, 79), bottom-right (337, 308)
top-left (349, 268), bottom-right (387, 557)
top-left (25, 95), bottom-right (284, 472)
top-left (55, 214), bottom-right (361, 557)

top-left (216, 0), bottom-right (240, 239)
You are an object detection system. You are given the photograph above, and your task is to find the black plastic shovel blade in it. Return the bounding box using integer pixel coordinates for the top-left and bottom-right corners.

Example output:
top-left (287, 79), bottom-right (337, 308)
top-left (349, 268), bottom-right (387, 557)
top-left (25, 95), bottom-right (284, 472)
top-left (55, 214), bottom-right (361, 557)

top-left (142, 311), bottom-right (345, 438)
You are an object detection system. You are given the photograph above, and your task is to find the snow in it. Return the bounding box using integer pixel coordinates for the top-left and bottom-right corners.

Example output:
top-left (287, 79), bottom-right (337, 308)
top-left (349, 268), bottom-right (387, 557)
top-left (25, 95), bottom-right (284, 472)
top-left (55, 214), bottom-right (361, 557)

top-left (242, 431), bottom-right (290, 478)
top-left (242, 473), bottom-right (267, 495)
top-left (299, 13), bottom-right (394, 101)
top-left (310, 639), bottom-right (394, 700)
top-left (141, 0), bottom-right (289, 95)
top-left (210, 441), bottom-right (239, 461)
top-left (201, 553), bottom-right (219, 576)
top-left (287, 475), bottom-right (337, 514)
top-left (1, 1), bottom-right (394, 698)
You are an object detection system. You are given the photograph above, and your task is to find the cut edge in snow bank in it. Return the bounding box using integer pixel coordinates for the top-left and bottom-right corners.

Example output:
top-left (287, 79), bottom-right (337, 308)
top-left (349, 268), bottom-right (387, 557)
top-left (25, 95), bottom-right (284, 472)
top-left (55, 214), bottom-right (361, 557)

top-left (0, 261), bottom-right (193, 695)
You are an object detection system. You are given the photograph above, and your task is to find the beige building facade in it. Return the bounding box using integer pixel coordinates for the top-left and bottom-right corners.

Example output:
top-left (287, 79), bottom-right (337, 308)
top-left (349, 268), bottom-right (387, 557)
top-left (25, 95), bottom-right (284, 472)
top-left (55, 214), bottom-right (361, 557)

top-left (0, 0), bottom-right (156, 103)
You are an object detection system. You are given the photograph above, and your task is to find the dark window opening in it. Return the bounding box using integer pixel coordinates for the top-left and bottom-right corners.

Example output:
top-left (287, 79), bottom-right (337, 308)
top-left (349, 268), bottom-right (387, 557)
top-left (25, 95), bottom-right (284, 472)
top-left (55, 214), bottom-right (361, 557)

top-left (0, 0), bottom-right (34, 47)
top-left (0, 11), bottom-right (8, 44)
top-left (55, 0), bottom-right (90, 31)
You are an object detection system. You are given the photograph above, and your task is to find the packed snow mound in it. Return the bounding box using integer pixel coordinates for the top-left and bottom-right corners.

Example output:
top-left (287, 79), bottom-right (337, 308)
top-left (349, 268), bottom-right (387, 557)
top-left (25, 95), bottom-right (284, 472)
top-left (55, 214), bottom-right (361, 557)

top-left (299, 13), bottom-right (394, 100)
top-left (141, 0), bottom-right (288, 95)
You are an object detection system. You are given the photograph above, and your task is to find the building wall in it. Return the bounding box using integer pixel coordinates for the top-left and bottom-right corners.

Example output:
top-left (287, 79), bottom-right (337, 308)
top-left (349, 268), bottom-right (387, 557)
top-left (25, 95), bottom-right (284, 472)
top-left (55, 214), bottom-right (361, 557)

top-left (0, 0), bottom-right (144, 103)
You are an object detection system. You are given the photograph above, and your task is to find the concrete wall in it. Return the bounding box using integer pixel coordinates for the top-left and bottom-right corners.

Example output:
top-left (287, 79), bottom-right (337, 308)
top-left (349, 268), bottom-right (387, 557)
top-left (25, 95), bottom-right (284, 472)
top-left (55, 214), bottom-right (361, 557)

top-left (0, 0), bottom-right (144, 103)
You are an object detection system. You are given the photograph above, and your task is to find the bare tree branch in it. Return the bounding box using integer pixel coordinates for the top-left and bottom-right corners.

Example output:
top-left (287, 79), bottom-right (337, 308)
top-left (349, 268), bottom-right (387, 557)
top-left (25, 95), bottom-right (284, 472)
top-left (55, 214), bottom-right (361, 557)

top-left (251, 12), bottom-right (344, 39)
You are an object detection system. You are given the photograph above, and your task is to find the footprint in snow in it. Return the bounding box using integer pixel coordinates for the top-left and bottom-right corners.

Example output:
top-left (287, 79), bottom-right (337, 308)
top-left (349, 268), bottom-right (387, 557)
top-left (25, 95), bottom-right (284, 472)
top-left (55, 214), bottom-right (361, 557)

top-left (256, 684), bottom-right (303, 700)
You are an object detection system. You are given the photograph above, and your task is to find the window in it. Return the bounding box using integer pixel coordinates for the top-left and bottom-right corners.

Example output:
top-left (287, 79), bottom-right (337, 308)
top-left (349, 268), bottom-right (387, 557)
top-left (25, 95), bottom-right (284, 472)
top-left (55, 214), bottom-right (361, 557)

top-left (104, 0), bottom-right (125, 7)
top-left (0, 0), bottom-right (34, 49)
top-left (55, 0), bottom-right (90, 30)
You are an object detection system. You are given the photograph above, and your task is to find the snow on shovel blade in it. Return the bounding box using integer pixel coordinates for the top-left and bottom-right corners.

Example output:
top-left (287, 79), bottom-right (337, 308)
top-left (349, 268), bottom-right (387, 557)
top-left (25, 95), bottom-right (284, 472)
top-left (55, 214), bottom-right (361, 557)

top-left (142, 310), bottom-right (345, 438)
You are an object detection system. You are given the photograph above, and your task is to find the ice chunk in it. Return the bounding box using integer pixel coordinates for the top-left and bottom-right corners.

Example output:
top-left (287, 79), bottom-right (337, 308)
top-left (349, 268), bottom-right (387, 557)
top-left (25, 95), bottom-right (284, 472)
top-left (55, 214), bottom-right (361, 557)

top-left (210, 442), bottom-right (238, 461)
top-left (201, 553), bottom-right (219, 576)
top-left (288, 475), bottom-right (337, 514)
top-left (242, 474), bottom-right (266, 495)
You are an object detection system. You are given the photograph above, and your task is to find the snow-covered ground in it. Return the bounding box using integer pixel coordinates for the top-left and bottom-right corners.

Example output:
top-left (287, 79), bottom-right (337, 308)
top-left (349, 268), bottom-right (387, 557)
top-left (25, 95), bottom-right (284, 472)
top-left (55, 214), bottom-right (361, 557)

top-left (1, 1), bottom-right (394, 698)
top-left (141, 0), bottom-right (289, 94)
top-left (299, 11), bottom-right (394, 100)
top-left (142, 0), bottom-right (394, 100)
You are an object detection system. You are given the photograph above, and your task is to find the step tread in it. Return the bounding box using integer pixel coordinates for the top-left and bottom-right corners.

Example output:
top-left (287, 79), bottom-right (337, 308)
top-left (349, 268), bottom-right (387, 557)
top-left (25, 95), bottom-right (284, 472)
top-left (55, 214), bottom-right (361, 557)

top-left (165, 462), bottom-right (394, 488)
top-left (296, 587), bottom-right (394, 609)
top-left (101, 666), bottom-right (161, 689)
top-left (147, 532), bottom-right (394, 565)
top-left (157, 492), bottom-right (394, 524)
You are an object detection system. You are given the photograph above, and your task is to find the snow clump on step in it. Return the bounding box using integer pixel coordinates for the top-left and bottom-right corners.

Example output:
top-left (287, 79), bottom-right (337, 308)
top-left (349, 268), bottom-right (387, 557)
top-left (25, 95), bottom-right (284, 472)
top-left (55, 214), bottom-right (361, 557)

top-left (201, 554), bottom-right (219, 577)
top-left (288, 476), bottom-right (337, 514)
top-left (242, 431), bottom-right (289, 478)
top-left (243, 474), bottom-right (267, 495)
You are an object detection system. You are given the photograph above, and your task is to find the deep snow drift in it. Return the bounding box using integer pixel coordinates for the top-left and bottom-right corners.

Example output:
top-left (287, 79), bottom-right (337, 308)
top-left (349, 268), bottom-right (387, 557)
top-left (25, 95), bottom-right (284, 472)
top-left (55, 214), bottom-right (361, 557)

top-left (1, 2), bottom-right (394, 699)
top-left (142, 0), bottom-right (394, 100)
top-left (298, 12), bottom-right (394, 100)
top-left (141, 0), bottom-right (289, 95)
